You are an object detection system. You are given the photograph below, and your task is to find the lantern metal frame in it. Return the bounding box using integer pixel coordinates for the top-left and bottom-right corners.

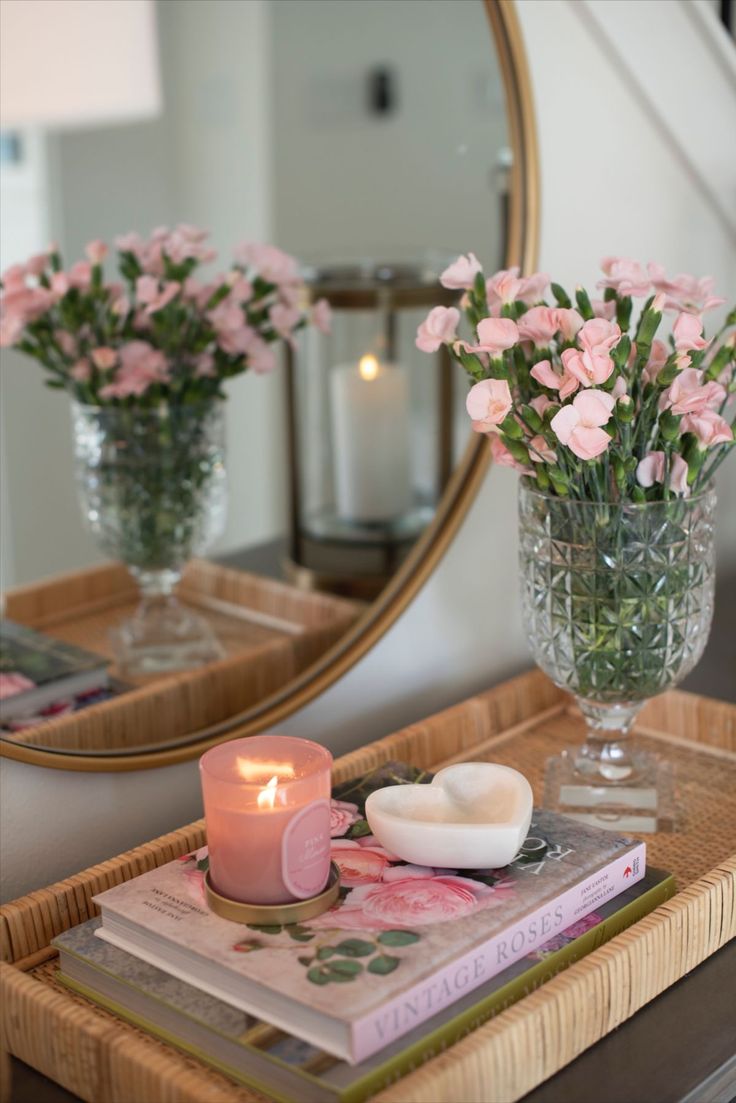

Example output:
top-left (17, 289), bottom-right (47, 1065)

top-left (284, 263), bottom-right (459, 598)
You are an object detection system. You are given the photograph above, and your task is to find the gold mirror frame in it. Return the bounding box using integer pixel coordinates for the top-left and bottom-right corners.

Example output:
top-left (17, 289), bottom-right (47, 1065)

top-left (0, 0), bottom-right (539, 772)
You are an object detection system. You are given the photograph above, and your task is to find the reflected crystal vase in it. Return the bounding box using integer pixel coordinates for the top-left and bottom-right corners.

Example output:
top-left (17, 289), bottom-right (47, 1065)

top-left (519, 481), bottom-right (716, 830)
top-left (72, 401), bottom-right (228, 676)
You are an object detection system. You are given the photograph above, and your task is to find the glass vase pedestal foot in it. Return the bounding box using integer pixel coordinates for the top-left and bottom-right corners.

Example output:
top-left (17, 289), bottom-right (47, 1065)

top-left (544, 740), bottom-right (678, 834)
top-left (111, 580), bottom-right (225, 678)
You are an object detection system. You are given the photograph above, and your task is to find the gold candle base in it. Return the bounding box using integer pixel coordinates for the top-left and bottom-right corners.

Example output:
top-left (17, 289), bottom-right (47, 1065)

top-left (204, 862), bottom-right (341, 924)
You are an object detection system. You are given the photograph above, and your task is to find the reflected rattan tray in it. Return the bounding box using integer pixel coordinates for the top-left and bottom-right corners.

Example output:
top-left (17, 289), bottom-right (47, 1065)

top-left (1, 670), bottom-right (734, 1102)
top-left (2, 560), bottom-right (360, 755)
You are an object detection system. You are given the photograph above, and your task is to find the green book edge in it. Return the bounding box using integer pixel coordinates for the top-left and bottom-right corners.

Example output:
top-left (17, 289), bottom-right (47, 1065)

top-left (58, 871), bottom-right (676, 1103)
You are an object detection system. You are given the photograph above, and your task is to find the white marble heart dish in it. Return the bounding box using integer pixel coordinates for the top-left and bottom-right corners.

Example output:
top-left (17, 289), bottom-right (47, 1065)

top-left (365, 763), bottom-right (533, 869)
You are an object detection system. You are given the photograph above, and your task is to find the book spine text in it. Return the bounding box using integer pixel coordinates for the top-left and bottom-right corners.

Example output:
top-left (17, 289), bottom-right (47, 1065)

top-left (352, 842), bottom-right (646, 1062)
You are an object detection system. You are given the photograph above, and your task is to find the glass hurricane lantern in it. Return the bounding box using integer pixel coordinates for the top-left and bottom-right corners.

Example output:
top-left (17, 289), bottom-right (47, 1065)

top-left (518, 480), bottom-right (716, 830)
top-left (71, 400), bottom-right (228, 677)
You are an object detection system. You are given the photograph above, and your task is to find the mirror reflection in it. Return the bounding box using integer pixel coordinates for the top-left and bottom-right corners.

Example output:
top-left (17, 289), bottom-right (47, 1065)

top-left (0, 0), bottom-right (511, 756)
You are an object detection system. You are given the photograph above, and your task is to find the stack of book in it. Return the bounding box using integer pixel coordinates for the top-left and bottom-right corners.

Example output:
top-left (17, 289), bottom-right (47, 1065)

top-left (0, 619), bottom-right (112, 731)
top-left (54, 763), bottom-right (673, 1103)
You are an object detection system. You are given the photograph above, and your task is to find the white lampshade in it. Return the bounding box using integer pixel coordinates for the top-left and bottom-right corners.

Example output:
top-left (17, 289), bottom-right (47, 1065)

top-left (0, 0), bottom-right (161, 129)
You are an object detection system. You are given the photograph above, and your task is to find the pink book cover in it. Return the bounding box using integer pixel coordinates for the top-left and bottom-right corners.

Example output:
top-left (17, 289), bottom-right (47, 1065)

top-left (93, 763), bottom-right (646, 1063)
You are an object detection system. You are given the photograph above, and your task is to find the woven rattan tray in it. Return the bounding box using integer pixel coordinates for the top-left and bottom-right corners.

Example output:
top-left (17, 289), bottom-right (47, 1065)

top-left (2, 560), bottom-right (360, 754)
top-left (1, 670), bottom-right (734, 1102)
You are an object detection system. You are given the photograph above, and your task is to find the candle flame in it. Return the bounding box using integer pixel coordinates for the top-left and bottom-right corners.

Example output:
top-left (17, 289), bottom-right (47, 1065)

top-left (236, 758), bottom-right (296, 783)
top-left (359, 354), bottom-right (379, 381)
top-left (257, 775), bottom-right (280, 810)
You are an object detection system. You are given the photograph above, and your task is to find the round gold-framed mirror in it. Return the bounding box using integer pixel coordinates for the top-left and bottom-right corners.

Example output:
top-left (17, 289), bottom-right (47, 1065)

top-left (0, 0), bottom-right (538, 770)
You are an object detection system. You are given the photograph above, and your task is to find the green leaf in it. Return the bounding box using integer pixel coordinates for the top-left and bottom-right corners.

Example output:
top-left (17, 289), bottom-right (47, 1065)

top-left (316, 946), bottom-right (336, 960)
top-left (307, 966), bottom-right (331, 986)
top-left (377, 930), bottom-right (421, 947)
top-left (297, 956), bottom-right (314, 966)
top-left (347, 820), bottom-right (372, 838)
top-left (247, 924), bottom-right (283, 935)
top-left (368, 954), bottom-right (400, 975)
top-left (334, 939), bottom-right (375, 958)
top-left (288, 931), bottom-right (315, 942)
top-left (196, 857), bottom-right (209, 872)
top-left (327, 959), bottom-right (363, 977)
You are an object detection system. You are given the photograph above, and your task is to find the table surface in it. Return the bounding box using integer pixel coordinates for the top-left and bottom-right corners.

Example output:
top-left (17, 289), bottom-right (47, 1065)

top-left (9, 941), bottom-right (736, 1103)
top-left (5, 567), bottom-right (735, 1102)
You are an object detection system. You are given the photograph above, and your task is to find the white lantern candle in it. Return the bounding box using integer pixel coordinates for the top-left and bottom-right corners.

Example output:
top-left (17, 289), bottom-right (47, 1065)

top-left (330, 355), bottom-right (412, 523)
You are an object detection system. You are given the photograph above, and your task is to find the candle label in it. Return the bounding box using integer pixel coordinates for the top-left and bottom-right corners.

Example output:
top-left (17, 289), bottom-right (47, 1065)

top-left (281, 799), bottom-right (331, 899)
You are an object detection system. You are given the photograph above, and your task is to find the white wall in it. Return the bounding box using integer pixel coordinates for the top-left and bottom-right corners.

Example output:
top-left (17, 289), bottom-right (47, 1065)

top-left (270, 0), bottom-right (507, 268)
top-left (2, 0), bottom-right (736, 902)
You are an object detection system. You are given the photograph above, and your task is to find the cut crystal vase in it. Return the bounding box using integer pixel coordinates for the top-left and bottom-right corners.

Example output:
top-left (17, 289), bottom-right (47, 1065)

top-left (72, 400), bottom-right (228, 677)
top-left (518, 481), bottom-right (716, 831)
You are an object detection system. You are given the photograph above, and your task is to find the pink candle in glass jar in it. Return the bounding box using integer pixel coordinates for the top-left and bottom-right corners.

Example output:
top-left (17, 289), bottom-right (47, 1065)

top-left (199, 736), bottom-right (332, 905)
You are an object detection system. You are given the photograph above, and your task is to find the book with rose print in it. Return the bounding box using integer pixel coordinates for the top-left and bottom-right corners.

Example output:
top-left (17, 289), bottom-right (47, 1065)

top-left (92, 764), bottom-right (646, 1063)
top-left (56, 869), bottom-right (673, 1103)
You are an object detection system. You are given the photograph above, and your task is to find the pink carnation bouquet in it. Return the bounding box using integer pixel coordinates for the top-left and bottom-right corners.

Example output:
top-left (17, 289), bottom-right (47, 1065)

top-left (417, 257), bottom-right (734, 795)
top-left (416, 255), bottom-right (734, 501)
top-left (0, 226), bottom-right (330, 405)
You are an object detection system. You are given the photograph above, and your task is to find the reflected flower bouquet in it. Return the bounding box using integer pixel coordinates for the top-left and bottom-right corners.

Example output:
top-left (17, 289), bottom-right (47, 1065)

top-left (416, 255), bottom-right (734, 500)
top-left (0, 225), bottom-right (330, 405)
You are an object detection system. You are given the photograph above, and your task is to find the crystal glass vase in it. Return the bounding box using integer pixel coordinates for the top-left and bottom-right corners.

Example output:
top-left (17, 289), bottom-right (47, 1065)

top-left (518, 481), bottom-right (716, 830)
top-left (72, 400), bottom-right (228, 676)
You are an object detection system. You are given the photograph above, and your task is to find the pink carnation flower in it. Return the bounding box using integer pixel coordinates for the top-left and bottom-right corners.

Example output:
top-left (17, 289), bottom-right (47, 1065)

top-left (467, 317), bottom-right (519, 357)
top-left (195, 352), bottom-right (216, 378)
top-left (660, 368), bottom-right (725, 416)
top-left (597, 256), bottom-right (651, 298)
top-left (485, 268), bottom-right (524, 307)
top-left (647, 263), bottom-right (725, 314)
top-left (234, 242), bottom-right (300, 286)
top-left (555, 307), bottom-right (584, 341)
top-left (466, 377), bottom-right (513, 432)
top-left (590, 298), bottom-right (617, 321)
top-left (439, 252), bottom-right (482, 290)
top-left (415, 305), bottom-right (460, 353)
top-left (67, 261), bottom-right (92, 291)
top-left (269, 302), bottom-right (301, 343)
top-left (517, 305), bottom-right (558, 346)
top-left (99, 341), bottom-right (170, 400)
top-left (485, 268), bottom-right (549, 312)
top-left (529, 435), bottom-right (556, 464)
top-left (91, 347), bottom-right (117, 371)
top-left (641, 339), bottom-right (670, 385)
top-left (85, 239), bottom-right (108, 265)
top-left (551, 390), bottom-right (615, 460)
top-left (672, 312), bottom-right (710, 353)
top-left (559, 318), bottom-right (621, 389)
top-left (636, 451), bottom-right (690, 496)
top-left (70, 359), bottom-right (91, 383)
top-left (681, 410), bottom-right (733, 448)
top-left (136, 276), bottom-right (180, 315)
top-left (530, 358), bottom-right (579, 400)
top-left (247, 336), bottom-right (277, 374)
